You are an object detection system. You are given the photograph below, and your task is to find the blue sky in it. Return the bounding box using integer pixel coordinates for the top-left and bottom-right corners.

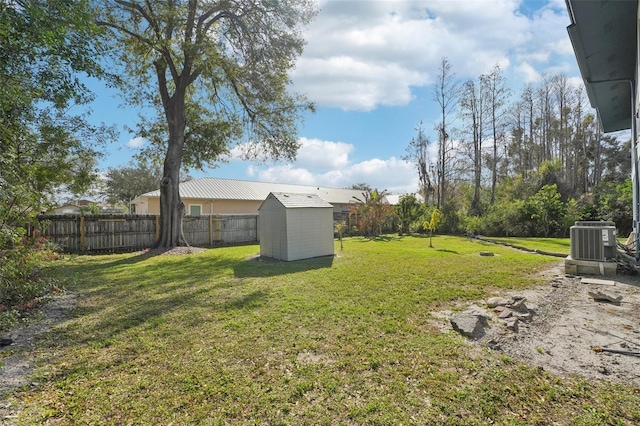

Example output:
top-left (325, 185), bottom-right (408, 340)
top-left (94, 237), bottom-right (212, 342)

top-left (86, 0), bottom-right (583, 194)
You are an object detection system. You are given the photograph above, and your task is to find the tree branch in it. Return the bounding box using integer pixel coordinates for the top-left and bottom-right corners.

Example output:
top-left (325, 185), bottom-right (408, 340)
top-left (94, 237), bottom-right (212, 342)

top-left (95, 20), bottom-right (155, 49)
top-left (110, 0), bottom-right (179, 83)
top-left (154, 60), bottom-right (170, 111)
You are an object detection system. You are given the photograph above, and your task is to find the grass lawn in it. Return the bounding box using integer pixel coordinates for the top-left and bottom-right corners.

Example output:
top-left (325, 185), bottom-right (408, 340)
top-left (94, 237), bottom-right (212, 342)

top-left (478, 237), bottom-right (571, 256)
top-left (5, 235), bottom-right (640, 424)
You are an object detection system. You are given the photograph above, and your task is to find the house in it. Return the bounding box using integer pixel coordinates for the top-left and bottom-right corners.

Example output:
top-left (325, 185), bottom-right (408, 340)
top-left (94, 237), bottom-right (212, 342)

top-left (565, 0), bottom-right (640, 258)
top-left (131, 177), bottom-right (422, 216)
top-left (51, 203), bottom-right (85, 215)
top-left (259, 192), bottom-right (334, 261)
top-left (49, 200), bottom-right (123, 215)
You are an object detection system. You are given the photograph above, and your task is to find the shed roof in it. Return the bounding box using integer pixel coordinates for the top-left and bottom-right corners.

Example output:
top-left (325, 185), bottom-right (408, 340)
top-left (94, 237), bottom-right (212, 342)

top-left (566, 0), bottom-right (637, 133)
top-left (133, 177), bottom-right (420, 205)
top-left (261, 192), bottom-right (333, 209)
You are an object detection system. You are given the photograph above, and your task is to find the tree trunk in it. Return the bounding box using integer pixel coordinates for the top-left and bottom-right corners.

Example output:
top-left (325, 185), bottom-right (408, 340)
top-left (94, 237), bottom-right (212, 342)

top-left (490, 137), bottom-right (497, 205)
top-left (155, 167), bottom-right (188, 248)
top-left (471, 127), bottom-right (482, 215)
top-left (154, 88), bottom-right (189, 249)
top-left (593, 119), bottom-right (602, 187)
top-left (439, 125), bottom-right (446, 208)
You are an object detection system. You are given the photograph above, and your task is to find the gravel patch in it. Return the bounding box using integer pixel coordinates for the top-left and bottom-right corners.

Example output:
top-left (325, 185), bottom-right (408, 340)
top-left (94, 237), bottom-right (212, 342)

top-left (437, 262), bottom-right (640, 387)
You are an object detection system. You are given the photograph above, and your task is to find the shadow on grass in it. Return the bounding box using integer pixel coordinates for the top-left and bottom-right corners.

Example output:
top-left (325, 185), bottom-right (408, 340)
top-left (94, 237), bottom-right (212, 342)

top-left (70, 247), bottom-right (207, 270)
top-left (66, 248), bottom-right (337, 281)
top-left (234, 255), bottom-right (334, 278)
top-left (51, 275), bottom-right (271, 353)
top-left (351, 235), bottom-right (403, 242)
top-left (435, 249), bottom-right (459, 255)
top-left (48, 252), bottom-right (333, 349)
top-left (223, 290), bottom-right (269, 310)
top-left (34, 282), bottom-right (273, 388)
top-left (51, 252), bottom-right (183, 281)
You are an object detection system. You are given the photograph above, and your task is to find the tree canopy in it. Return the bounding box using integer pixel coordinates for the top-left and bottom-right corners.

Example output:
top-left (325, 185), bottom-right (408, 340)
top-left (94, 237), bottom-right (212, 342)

top-left (0, 0), bottom-right (113, 233)
top-left (104, 160), bottom-right (164, 207)
top-left (98, 0), bottom-right (317, 247)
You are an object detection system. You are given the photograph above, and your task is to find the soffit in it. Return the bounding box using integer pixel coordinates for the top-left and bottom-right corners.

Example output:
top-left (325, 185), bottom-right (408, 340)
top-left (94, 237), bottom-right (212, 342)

top-left (566, 0), bottom-right (637, 132)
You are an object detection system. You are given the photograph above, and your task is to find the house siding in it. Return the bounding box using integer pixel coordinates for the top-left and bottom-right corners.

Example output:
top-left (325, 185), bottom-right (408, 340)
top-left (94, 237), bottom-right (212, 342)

top-left (211, 200), bottom-right (262, 214)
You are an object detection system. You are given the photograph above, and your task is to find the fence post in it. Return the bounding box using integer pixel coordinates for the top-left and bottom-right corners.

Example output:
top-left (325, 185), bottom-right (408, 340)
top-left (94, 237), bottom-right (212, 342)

top-left (209, 214), bottom-right (213, 246)
top-left (155, 216), bottom-right (160, 241)
top-left (80, 215), bottom-right (86, 252)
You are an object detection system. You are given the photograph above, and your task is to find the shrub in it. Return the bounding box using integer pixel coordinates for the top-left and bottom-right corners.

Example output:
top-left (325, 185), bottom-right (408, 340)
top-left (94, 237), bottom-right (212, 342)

top-left (0, 229), bottom-right (63, 332)
top-left (439, 201), bottom-right (462, 234)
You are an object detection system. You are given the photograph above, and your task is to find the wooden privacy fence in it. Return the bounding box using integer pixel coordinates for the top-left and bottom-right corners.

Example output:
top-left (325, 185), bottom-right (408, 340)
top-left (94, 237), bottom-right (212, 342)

top-left (35, 214), bottom-right (259, 253)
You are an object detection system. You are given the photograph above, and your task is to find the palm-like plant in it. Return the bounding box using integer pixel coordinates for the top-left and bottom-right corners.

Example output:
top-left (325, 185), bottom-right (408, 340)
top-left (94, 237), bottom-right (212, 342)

top-left (425, 208), bottom-right (443, 247)
top-left (350, 188), bottom-right (394, 236)
top-left (394, 194), bottom-right (422, 235)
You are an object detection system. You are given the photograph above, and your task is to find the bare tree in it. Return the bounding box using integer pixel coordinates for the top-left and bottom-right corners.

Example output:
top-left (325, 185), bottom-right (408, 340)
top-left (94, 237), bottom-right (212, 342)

top-left (403, 122), bottom-right (434, 204)
top-left (459, 78), bottom-right (487, 215)
top-left (522, 85), bottom-right (535, 176)
top-left (536, 74), bottom-right (554, 163)
top-left (552, 74), bottom-right (572, 172)
top-left (483, 64), bottom-right (510, 204)
top-left (432, 57), bottom-right (461, 208)
top-left (507, 98), bottom-right (526, 177)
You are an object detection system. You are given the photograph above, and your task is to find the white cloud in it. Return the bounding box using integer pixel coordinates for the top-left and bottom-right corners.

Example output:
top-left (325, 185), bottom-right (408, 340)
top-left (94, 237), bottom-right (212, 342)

top-left (228, 137), bottom-right (355, 168)
top-left (227, 144), bottom-right (247, 161)
top-left (227, 130), bottom-right (419, 192)
top-left (245, 137), bottom-right (418, 193)
top-left (515, 62), bottom-right (541, 84)
top-left (293, 0), bottom-right (576, 111)
top-left (127, 137), bottom-right (146, 148)
top-left (256, 165), bottom-right (319, 186)
top-left (567, 75), bottom-right (586, 91)
top-left (293, 57), bottom-right (428, 111)
top-left (295, 137), bottom-right (354, 169)
top-left (347, 157), bottom-right (417, 193)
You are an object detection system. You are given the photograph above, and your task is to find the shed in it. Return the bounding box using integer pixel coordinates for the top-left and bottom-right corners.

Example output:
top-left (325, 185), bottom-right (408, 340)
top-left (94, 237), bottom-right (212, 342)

top-left (259, 192), bottom-right (334, 261)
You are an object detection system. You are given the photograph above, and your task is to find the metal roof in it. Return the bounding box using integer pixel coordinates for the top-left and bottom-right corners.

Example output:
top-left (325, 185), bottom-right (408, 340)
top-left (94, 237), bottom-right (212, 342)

top-left (383, 193), bottom-right (424, 205)
top-left (134, 177), bottom-right (416, 205)
top-left (262, 192), bottom-right (333, 209)
top-left (566, 0), bottom-right (637, 133)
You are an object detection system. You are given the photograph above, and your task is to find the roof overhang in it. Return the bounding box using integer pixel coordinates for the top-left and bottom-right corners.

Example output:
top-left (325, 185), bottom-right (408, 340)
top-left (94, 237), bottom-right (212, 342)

top-left (566, 0), bottom-right (638, 133)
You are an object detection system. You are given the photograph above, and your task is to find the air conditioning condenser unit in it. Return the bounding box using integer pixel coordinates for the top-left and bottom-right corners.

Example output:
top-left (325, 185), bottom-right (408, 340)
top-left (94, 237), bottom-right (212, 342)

top-left (570, 225), bottom-right (617, 261)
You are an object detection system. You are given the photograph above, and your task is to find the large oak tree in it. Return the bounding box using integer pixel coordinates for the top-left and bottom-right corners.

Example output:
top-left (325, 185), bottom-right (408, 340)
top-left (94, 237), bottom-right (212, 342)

top-left (99, 0), bottom-right (316, 248)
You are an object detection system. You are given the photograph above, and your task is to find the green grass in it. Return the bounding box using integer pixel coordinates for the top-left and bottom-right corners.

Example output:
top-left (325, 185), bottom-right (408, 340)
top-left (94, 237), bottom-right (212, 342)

top-left (479, 237), bottom-right (571, 255)
top-left (4, 235), bottom-right (640, 425)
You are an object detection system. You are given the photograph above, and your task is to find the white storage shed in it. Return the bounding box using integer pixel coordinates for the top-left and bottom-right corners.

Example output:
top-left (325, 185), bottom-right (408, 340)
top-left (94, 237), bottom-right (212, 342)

top-left (259, 192), bottom-right (334, 261)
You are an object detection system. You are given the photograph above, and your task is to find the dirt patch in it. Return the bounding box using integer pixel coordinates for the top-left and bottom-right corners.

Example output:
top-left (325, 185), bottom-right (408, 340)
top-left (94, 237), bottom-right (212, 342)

top-left (0, 292), bottom-right (78, 422)
top-left (143, 246), bottom-right (206, 256)
top-left (437, 261), bottom-right (640, 387)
